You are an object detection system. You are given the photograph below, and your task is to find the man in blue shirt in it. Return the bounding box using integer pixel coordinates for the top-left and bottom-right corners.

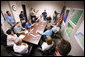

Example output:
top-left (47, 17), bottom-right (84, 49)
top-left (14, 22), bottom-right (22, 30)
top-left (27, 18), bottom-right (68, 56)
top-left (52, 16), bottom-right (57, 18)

top-left (37, 26), bottom-right (60, 38)
top-left (25, 19), bottom-right (35, 29)
top-left (14, 22), bottom-right (26, 36)
top-left (42, 10), bottom-right (47, 20)
top-left (31, 17), bottom-right (36, 24)
top-left (5, 11), bottom-right (16, 27)
top-left (19, 11), bottom-right (26, 24)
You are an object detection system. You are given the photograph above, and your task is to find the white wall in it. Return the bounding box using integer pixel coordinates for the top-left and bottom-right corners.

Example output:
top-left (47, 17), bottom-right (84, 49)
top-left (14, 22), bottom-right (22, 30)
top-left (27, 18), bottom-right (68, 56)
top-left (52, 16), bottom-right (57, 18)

top-left (1, 1), bottom-right (30, 22)
top-left (61, 1), bottom-right (84, 56)
top-left (29, 1), bottom-right (64, 18)
top-left (9, 1), bottom-right (30, 22)
top-left (1, 1), bottom-right (12, 18)
top-left (1, 1), bottom-right (12, 33)
top-left (64, 1), bottom-right (84, 9)
top-left (1, 1), bottom-right (30, 33)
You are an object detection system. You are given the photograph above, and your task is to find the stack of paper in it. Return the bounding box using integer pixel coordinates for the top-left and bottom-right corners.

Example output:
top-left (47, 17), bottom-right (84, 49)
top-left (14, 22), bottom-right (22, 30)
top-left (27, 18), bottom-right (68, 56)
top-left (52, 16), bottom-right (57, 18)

top-left (36, 30), bottom-right (43, 34)
top-left (19, 35), bottom-right (25, 39)
top-left (30, 34), bottom-right (37, 38)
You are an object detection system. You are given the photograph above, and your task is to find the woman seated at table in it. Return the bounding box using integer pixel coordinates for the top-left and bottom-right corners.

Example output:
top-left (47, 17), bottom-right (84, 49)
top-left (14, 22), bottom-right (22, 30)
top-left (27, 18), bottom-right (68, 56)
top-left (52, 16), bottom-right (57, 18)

top-left (38, 36), bottom-right (54, 51)
top-left (14, 22), bottom-right (26, 36)
top-left (13, 38), bottom-right (29, 54)
top-left (6, 29), bottom-right (18, 47)
top-left (25, 19), bottom-right (35, 29)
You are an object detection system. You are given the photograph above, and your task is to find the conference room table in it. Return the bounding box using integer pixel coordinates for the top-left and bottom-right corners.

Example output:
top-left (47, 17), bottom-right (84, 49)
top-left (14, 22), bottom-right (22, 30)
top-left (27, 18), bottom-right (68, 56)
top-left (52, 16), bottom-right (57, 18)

top-left (22, 20), bottom-right (47, 45)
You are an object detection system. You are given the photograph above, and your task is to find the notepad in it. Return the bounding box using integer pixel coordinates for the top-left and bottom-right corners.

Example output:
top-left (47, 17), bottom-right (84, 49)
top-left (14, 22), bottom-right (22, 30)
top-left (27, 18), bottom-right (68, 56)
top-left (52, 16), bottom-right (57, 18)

top-left (19, 35), bottom-right (25, 39)
top-left (30, 34), bottom-right (37, 38)
top-left (36, 30), bottom-right (43, 34)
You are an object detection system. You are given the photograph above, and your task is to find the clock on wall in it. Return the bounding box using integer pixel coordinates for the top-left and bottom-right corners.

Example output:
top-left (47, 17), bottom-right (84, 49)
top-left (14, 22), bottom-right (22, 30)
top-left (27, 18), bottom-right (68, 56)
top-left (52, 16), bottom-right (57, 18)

top-left (12, 5), bottom-right (17, 11)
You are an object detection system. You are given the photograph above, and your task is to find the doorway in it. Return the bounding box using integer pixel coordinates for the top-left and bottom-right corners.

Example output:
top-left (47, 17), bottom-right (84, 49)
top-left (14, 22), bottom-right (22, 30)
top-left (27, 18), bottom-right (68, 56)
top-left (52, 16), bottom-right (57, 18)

top-left (22, 4), bottom-right (27, 22)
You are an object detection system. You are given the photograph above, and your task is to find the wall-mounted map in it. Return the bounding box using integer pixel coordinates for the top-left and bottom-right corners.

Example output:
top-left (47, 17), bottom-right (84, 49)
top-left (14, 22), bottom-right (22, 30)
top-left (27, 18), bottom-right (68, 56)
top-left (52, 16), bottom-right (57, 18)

top-left (66, 22), bottom-right (73, 37)
top-left (75, 21), bottom-right (84, 50)
top-left (70, 10), bottom-right (83, 25)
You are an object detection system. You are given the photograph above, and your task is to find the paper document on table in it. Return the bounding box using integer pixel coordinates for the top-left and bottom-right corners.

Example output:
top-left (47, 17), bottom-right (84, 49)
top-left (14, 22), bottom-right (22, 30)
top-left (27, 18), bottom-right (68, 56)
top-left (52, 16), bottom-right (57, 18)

top-left (25, 30), bottom-right (28, 34)
top-left (19, 35), bottom-right (25, 39)
top-left (30, 34), bottom-right (37, 38)
top-left (36, 30), bottom-right (43, 34)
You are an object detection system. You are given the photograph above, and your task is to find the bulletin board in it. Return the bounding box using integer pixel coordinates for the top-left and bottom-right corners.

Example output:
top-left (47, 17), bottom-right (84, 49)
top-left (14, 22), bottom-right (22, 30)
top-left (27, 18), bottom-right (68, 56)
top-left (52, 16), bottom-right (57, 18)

top-left (70, 10), bottom-right (83, 25)
top-left (66, 22), bottom-right (73, 37)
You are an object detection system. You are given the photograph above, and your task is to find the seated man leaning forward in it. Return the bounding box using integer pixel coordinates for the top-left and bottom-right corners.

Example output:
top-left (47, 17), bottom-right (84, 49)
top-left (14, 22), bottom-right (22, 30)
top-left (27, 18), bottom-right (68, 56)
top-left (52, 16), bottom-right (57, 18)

top-left (25, 19), bottom-right (35, 29)
top-left (37, 25), bottom-right (60, 38)
top-left (14, 22), bottom-right (26, 36)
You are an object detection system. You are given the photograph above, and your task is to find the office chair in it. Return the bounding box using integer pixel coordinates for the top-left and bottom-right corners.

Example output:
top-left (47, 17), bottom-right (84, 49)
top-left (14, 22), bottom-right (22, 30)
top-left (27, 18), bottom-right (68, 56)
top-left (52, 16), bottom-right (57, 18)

top-left (22, 22), bottom-right (26, 28)
top-left (1, 34), bottom-right (7, 47)
top-left (1, 34), bottom-right (13, 53)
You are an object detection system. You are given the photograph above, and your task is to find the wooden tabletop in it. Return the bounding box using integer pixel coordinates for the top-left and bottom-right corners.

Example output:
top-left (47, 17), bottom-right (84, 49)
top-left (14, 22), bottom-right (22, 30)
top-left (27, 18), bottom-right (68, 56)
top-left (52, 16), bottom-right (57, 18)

top-left (22, 21), bottom-right (47, 45)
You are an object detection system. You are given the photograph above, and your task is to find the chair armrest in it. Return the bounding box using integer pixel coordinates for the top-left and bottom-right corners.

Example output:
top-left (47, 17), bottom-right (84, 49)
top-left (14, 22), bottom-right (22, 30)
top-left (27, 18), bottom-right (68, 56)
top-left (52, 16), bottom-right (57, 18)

top-left (27, 45), bottom-right (33, 55)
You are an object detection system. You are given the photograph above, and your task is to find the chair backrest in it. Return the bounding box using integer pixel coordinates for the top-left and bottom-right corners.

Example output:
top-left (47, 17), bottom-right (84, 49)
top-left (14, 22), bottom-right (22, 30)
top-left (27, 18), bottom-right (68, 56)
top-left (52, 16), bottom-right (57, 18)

top-left (49, 41), bottom-right (56, 52)
top-left (22, 22), bottom-right (26, 28)
top-left (43, 40), bottom-right (56, 53)
top-left (11, 44), bottom-right (33, 56)
top-left (1, 34), bottom-right (7, 46)
top-left (27, 44), bottom-right (33, 56)
top-left (11, 52), bottom-right (23, 56)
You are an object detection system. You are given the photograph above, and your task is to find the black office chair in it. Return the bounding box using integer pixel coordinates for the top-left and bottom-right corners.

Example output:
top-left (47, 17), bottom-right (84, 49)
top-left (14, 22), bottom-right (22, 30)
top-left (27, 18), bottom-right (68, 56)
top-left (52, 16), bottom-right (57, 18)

top-left (42, 40), bottom-right (56, 56)
top-left (51, 28), bottom-right (62, 39)
top-left (22, 22), bottom-right (26, 28)
top-left (1, 34), bottom-right (7, 47)
top-left (1, 34), bottom-right (13, 53)
top-left (11, 44), bottom-right (33, 56)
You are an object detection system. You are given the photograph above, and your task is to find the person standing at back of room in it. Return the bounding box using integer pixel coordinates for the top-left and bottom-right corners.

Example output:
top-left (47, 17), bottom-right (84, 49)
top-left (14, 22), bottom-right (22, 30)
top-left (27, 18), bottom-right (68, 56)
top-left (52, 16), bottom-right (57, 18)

top-left (53, 10), bottom-right (59, 24)
top-left (30, 8), bottom-right (34, 20)
top-left (19, 11), bottom-right (26, 24)
top-left (33, 9), bottom-right (39, 19)
top-left (30, 8), bottom-right (39, 20)
top-left (42, 9), bottom-right (47, 20)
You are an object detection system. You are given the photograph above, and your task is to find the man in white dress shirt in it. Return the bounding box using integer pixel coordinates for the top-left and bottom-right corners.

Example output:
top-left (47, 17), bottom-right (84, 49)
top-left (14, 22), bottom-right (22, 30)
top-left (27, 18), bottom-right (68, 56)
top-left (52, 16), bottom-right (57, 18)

top-left (38, 37), bottom-right (54, 51)
top-left (13, 38), bottom-right (29, 54)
